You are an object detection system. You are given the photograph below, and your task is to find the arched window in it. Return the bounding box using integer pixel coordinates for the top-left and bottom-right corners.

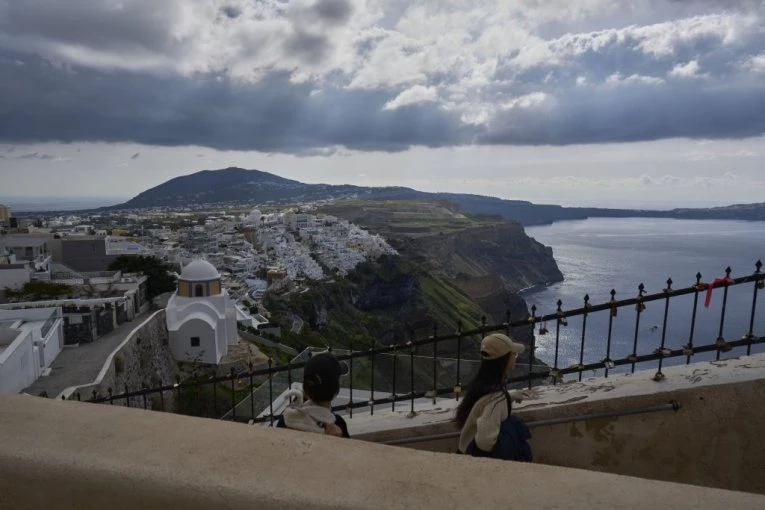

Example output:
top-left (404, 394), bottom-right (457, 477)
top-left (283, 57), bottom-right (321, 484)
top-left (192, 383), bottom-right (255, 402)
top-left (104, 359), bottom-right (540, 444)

top-left (195, 284), bottom-right (204, 297)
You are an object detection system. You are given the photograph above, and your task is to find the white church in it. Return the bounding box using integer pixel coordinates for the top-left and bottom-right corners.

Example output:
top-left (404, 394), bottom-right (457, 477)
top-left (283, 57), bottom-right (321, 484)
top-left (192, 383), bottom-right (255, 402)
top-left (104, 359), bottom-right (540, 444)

top-left (165, 259), bottom-right (238, 364)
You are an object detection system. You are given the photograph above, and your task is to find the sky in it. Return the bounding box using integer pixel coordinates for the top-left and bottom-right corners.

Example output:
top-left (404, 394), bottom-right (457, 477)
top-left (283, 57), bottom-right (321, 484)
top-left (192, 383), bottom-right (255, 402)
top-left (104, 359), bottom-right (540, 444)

top-left (1, 0), bottom-right (764, 209)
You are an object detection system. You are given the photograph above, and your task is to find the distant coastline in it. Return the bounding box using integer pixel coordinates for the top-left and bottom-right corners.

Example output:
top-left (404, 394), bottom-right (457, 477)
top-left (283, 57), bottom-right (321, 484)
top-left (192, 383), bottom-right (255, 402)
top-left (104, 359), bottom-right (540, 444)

top-left (0, 196), bottom-right (126, 213)
top-left (2, 166), bottom-right (764, 225)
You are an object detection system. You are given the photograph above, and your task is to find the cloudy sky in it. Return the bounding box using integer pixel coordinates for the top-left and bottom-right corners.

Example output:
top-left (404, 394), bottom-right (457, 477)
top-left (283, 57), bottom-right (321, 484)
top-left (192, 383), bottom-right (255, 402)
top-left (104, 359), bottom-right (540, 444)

top-left (1, 0), bottom-right (764, 209)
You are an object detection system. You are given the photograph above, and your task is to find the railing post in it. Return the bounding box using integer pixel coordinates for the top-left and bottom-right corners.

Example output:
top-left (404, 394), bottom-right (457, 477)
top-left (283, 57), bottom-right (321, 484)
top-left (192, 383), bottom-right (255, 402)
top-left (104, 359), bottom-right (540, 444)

top-left (455, 321), bottom-right (462, 401)
top-left (142, 383), bottom-right (148, 409)
top-left (212, 374), bottom-right (218, 418)
top-left (174, 375), bottom-right (182, 413)
top-left (715, 267), bottom-right (733, 359)
top-left (369, 346), bottom-right (375, 416)
top-left (432, 324), bottom-right (438, 405)
top-left (230, 367), bottom-right (237, 422)
top-left (654, 279), bottom-right (673, 382)
top-left (391, 344), bottom-right (398, 412)
top-left (268, 357), bottom-right (274, 426)
top-left (578, 295), bottom-right (589, 382)
top-left (552, 300), bottom-right (563, 385)
top-left (604, 290), bottom-right (616, 377)
top-left (746, 260), bottom-right (762, 355)
top-left (528, 305), bottom-right (536, 390)
top-left (630, 284), bottom-right (646, 373)
top-left (249, 361), bottom-right (255, 422)
top-left (124, 383), bottom-right (130, 407)
top-left (348, 338), bottom-right (354, 419)
top-left (409, 329), bottom-right (415, 417)
top-left (684, 273), bottom-right (703, 363)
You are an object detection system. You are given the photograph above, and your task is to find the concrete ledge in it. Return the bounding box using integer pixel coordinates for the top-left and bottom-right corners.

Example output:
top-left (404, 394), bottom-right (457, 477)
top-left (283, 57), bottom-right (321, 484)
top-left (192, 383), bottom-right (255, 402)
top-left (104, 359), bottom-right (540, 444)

top-left (2, 394), bottom-right (764, 510)
top-left (353, 356), bottom-right (765, 494)
top-left (348, 354), bottom-right (765, 436)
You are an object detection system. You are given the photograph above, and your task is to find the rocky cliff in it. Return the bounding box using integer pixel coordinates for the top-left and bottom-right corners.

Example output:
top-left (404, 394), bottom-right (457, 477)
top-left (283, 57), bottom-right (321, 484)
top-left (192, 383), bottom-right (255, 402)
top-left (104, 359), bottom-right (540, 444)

top-left (396, 222), bottom-right (562, 293)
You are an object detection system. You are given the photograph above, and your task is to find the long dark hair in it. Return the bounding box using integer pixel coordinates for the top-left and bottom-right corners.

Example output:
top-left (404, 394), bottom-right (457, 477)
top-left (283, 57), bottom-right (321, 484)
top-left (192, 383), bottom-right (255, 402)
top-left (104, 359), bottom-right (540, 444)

top-left (455, 353), bottom-right (511, 427)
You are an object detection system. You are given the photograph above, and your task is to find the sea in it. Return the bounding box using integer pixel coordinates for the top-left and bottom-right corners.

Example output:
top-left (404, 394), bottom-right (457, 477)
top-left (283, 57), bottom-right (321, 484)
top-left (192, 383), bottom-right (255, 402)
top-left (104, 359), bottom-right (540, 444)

top-left (522, 218), bottom-right (765, 378)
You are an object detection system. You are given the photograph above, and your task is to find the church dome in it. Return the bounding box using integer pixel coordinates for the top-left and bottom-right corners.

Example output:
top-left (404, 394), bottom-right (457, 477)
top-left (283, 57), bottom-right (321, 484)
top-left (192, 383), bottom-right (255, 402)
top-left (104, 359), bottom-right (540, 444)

top-left (180, 259), bottom-right (220, 282)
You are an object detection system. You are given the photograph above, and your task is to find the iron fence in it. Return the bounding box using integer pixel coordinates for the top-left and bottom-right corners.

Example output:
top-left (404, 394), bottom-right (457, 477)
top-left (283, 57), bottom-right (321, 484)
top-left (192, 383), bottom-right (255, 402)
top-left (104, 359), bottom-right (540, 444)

top-left (69, 262), bottom-right (765, 425)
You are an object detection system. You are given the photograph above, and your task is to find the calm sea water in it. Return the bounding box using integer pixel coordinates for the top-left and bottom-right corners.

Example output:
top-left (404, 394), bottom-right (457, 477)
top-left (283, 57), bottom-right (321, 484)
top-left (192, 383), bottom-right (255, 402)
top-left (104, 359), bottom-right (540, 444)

top-left (523, 218), bottom-right (765, 377)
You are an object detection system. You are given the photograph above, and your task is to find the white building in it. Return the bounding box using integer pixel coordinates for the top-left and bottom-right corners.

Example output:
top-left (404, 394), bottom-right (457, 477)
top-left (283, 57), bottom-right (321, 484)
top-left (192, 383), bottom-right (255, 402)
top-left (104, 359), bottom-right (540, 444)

top-left (0, 307), bottom-right (63, 393)
top-left (165, 259), bottom-right (238, 364)
top-left (243, 208), bottom-right (262, 227)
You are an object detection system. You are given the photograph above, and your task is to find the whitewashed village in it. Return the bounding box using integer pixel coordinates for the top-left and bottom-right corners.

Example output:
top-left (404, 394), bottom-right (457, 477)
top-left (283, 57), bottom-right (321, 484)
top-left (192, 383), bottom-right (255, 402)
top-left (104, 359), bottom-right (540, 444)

top-left (0, 203), bottom-right (397, 395)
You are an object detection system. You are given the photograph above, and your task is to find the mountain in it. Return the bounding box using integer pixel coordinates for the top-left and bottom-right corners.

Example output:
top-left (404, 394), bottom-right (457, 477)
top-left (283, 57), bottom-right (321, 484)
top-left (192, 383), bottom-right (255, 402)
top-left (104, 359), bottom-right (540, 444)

top-left (114, 167), bottom-right (363, 209)
top-left (110, 167), bottom-right (765, 225)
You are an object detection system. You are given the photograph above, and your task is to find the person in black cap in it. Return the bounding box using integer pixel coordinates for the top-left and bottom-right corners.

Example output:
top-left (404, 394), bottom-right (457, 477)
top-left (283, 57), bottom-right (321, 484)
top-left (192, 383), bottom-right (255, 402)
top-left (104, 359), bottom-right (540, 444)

top-left (275, 352), bottom-right (351, 438)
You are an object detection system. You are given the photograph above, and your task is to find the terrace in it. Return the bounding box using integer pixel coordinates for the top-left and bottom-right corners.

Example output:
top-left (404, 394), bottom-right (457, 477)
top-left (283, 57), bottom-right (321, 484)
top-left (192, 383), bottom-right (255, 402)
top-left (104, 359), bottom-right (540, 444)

top-left (4, 262), bottom-right (765, 507)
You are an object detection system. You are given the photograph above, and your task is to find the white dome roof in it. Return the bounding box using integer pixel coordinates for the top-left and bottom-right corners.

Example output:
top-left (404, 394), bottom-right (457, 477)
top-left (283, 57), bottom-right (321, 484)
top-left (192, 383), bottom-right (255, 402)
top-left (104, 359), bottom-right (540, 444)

top-left (180, 259), bottom-right (220, 281)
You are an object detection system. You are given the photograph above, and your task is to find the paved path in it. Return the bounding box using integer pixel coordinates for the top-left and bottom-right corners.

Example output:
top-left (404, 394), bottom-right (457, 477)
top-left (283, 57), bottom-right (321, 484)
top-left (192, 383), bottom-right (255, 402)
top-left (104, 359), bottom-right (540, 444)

top-left (24, 312), bottom-right (153, 398)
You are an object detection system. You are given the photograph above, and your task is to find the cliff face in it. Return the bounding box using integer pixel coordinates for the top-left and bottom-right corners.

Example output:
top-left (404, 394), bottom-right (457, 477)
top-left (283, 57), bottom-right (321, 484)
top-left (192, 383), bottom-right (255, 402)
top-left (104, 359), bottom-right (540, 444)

top-left (355, 272), bottom-right (419, 312)
top-left (398, 223), bottom-right (562, 293)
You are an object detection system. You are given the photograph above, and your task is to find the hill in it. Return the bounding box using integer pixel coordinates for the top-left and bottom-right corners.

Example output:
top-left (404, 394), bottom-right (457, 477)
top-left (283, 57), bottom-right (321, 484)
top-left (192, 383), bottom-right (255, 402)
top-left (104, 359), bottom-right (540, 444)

top-left (108, 167), bottom-right (765, 226)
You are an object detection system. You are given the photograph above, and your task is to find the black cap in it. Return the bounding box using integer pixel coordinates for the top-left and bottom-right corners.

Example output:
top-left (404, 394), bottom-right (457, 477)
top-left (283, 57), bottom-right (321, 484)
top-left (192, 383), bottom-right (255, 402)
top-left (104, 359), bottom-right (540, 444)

top-left (303, 352), bottom-right (349, 387)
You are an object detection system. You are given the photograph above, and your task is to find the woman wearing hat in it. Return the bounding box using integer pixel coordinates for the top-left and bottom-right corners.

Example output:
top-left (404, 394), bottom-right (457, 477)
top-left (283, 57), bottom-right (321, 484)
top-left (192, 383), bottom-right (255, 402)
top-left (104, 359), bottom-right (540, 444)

top-left (276, 352), bottom-right (351, 438)
top-left (455, 333), bottom-right (535, 461)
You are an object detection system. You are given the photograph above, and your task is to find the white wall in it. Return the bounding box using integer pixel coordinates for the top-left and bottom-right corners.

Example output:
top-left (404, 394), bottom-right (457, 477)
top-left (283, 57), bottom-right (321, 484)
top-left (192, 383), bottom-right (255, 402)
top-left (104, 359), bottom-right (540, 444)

top-left (0, 329), bottom-right (40, 393)
top-left (0, 308), bottom-right (64, 392)
top-left (225, 306), bottom-right (238, 346)
top-left (171, 319), bottom-right (217, 364)
top-left (35, 319), bottom-right (63, 369)
top-left (0, 267), bottom-right (30, 290)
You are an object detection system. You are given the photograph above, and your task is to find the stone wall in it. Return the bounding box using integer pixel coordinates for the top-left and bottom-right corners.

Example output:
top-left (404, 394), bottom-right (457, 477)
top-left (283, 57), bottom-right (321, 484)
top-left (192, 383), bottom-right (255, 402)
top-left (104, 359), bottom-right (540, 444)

top-left (67, 310), bottom-right (179, 411)
top-left (352, 355), bottom-right (765, 495)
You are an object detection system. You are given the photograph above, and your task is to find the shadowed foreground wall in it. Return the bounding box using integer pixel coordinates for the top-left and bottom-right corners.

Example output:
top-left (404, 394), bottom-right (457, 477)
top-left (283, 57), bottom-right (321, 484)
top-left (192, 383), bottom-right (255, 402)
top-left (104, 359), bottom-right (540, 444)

top-left (355, 359), bottom-right (765, 494)
top-left (1, 393), bottom-right (764, 510)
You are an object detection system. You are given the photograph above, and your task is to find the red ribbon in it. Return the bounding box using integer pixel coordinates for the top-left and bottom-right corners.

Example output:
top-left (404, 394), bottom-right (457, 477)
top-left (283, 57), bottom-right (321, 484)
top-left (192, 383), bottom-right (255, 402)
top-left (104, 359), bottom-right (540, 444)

top-left (704, 277), bottom-right (733, 308)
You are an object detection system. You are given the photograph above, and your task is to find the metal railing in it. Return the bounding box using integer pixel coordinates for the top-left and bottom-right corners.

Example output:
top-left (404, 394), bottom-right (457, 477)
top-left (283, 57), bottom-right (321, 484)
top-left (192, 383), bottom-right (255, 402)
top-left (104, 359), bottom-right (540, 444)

top-left (39, 308), bottom-right (60, 338)
top-left (69, 261), bottom-right (764, 425)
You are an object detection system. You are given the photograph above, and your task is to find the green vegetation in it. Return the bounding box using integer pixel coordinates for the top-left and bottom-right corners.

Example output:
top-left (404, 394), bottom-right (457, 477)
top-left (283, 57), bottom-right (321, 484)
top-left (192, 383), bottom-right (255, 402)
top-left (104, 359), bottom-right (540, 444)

top-left (4, 281), bottom-right (73, 300)
top-left (265, 254), bottom-right (485, 354)
top-left (108, 255), bottom-right (177, 298)
top-left (320, 200), bottom-right (505, 239)
top-left (114, 355), bottom-right (125, 374)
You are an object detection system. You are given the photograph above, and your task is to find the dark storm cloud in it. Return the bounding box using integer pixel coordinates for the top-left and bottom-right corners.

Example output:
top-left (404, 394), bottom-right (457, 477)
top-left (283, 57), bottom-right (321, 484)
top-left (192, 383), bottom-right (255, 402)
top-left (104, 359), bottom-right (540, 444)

top-left (284, 30), bottom-right (330, 63)
top-left (311, 0), bottom-right (353, 25)
top-left (483, 83), bottom-right (765, 146)
top-left (0, 1), bottom-right (764, 153)
top-left (2, 0), bottom-right (180, 56)
top-left (221, 5), bottom-right (242, 20)
top-left (0, 51), bottom-right (469, 152)
top-left (1, 45), bottom-right (764, 152)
